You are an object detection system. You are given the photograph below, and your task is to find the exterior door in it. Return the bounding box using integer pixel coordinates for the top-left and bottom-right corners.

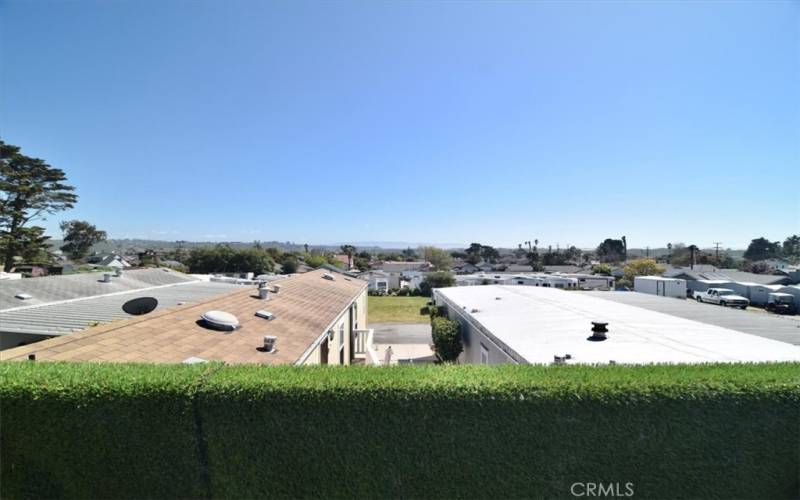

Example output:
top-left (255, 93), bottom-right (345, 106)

top-left (320, 339), bottom-right (329, 365)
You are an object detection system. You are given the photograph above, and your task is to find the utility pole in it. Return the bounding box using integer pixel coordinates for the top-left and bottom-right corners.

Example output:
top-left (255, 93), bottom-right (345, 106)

top-left (689, 245), bottom-right (698, 269)
top-left (713, 242), bottom-right (722, 265)
top-left (646, 246), bottom-right (650, 258)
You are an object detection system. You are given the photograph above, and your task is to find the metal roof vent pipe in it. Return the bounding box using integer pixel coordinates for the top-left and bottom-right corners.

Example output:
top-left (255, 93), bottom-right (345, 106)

top-left (588, 322), bottom-right (608, 342)
top-left (115, 267), bottom-right (123, 277)
top-left (273, 284), bottom-right (281, 294)
top-left (102, 273), bottom-right (112, 283)
top-left (263, 335), bottom-right (277, 353)
top-left (258, 286), bottom-right (270, 300)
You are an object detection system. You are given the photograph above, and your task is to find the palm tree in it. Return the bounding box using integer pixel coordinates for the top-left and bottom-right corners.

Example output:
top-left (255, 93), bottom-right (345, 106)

top-left (340, 244), bottom-right (356, 269)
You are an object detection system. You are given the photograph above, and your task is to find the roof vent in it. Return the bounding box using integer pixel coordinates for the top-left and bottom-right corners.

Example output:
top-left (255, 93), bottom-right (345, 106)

top-left (495, 297), bottom-right (502, 300)
top-left (201, 310), bottom-right (240, 331)
top-left (471, 308), bottom-right (480, 313)
top-left (255, 310), bottom-right (275, 320)
top-left (258, 287), bottom-right (270, 300)
top-left (15, 293), bottom-right (33, 300)
top-left (183, 356), bottom-right (207, 364)
top-left (322, 273), bottom-right (335, 281)
top-left (115, 268), bottom-right (123, 277)
top-left (553, 354), bottom-right (572, 364)
top-left (122, 297), bottom-right (158, 315)
top-left (102, 273), bottom-right (113, 283)
top-left (587, 322), bottom-right (608, 341)
top-left (262, 335), bottom-right (277, 353)
top-left (273, 284), bottom-right (282, 294)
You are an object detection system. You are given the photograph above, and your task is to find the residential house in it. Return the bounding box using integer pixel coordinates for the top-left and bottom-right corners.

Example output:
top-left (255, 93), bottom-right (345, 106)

top-left (1, 269), bottom-right (371, 366)
top-left (432, 285), bottom-right (800, 365)
top-left (0, 268), bottom-right (240, 350)
top-left (358, 270), bottom-right (391, 294)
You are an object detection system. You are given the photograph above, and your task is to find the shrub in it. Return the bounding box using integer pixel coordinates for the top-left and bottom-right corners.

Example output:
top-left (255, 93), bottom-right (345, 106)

top-left (418, 271), bottom-right (456, 297)
top-left (431, 316), bottom-right (463, 362)
top-left (396, 287), bottom-right (411, 296)
top-left (1, 363), bottom-right (799, 499)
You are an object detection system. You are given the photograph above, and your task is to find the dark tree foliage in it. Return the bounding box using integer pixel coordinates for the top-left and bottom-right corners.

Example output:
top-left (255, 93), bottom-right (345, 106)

top-left (783, 235), bottom-right (799, 260)
top-left (596, 238), bottom-right (626, 263)
top-left (339, 244), bottom-right (356, 268)
top-left (743, 237), bottom-right (782, 262)
top-left (0, 140), bottom-right (77, 271)
top-left (186, 245), bottom-right (275, 275)
top-left (526, 251), bottom-right (543, 271)
top-left (60, 220), bottom-right (107, 261)
top-left (280, 255), bottom-right (299, 274)
top-left (418, 271), bottom-right (456, 297)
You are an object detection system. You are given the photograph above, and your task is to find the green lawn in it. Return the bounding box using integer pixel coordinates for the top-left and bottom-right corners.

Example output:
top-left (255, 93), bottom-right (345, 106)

top-left (368, 296), bottom-right (429, 324)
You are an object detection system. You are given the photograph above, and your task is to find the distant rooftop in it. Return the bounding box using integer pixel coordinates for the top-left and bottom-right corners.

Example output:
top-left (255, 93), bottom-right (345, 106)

top-left (0, 280), bottom-right (243, 337)
top-left (434, 285), bottom-right (800, 365)
top-left (0, 268), bottom-right (197, 310)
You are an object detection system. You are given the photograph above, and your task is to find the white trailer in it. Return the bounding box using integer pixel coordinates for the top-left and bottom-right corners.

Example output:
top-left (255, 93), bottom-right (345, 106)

top-left (634, 276), bottom-right (687, 298)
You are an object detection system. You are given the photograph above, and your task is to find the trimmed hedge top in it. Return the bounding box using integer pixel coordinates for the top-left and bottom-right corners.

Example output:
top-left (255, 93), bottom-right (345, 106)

top-left (4, 361), bottom-right (798, 393)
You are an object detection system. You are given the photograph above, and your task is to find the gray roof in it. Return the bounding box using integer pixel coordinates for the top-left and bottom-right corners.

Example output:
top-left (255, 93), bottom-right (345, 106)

top-left (0, 268), bottom-right (197, 310)
top-left (0, 281), bottom-right (243, 337)
top-left (378, 261), bottom-right (431, 272)
top-left (543, 265), bottom-right (583, 274)
top-left (503, 264), bottom-right (535, 272)
top-left (715, 269), bottom-right (791, 285)
top-left (589, 291), bottom-right (800, 346)
top-left (663, 266), bottom-right (790, 285)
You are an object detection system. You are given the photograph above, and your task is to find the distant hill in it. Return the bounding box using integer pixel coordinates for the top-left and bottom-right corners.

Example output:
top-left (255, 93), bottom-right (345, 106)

top-left (45, 239), bottom-right (745, 257)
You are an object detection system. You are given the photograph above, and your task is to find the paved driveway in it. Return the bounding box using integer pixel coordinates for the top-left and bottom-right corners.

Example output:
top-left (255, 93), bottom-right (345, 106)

top-left (371, 322), bottom-right (432, 344)
top-left (370, 322), bottom-right (435, 364)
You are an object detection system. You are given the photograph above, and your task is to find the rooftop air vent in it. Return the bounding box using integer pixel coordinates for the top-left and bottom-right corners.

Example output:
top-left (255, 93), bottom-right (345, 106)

top-left (262, 336), bottom-right (277, 353)
top-left (102, 273), bottom-right (112, 283)
top-left (122, 297), bottom-right (158, 315)
top-left (258, 287), bottom-right (270, 300)
top-left (553, 354), bottom-right (572, 365)
top-left (115, 268), bottom-right (123, 277)
top-left (471, 308), bottom-right (480, 313)
top-left (322, 273), bottom-right (335, 281)
top-left (201, 310), bottom-right (240, 331)
top-left (15, 293), bottom-right (33, 300)
top-left (183, 356), bottom-right (207, 364)
top-left (273, 284), bottom-right (282, 294)
top-left (255, 310), bottom-right (275, 320)
top-left (587, 322), bottom-right (608, 341)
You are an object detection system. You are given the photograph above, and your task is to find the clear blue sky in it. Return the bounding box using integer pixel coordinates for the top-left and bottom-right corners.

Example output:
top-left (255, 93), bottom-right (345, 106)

top-left (1, 0), bottom-right (798, 249)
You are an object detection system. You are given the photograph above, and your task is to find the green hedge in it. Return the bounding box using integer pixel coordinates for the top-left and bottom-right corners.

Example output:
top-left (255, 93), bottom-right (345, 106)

top-left (2, 363), bottom-right (799, 499)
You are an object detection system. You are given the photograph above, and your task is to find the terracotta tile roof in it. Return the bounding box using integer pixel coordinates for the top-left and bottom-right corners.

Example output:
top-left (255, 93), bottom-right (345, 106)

top-left (1, 270), bottom-right (366, 365)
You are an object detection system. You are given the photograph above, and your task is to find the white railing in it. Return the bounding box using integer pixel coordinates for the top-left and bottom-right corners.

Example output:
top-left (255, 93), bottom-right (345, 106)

top-left (354, 329), bottom-right (370, 354)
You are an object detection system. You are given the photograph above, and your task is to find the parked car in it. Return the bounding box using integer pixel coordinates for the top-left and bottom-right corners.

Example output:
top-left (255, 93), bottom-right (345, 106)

top-left (765, 293), bottom-right (796, 315)
top-left (694, 288), bottom-right (750, 309)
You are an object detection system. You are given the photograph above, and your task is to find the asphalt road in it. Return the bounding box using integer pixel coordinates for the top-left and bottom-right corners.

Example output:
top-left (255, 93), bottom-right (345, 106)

top-left (370, 322), bottom-right (433, 345)
top-left (589, 291), bottom-right (800, 345)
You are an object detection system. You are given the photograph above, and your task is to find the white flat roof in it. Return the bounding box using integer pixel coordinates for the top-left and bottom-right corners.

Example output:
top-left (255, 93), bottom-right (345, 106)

top-left (435, 285), bottom-right (800, 365)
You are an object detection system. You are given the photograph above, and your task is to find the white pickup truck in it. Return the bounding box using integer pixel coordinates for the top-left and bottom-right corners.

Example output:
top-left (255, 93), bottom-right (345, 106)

top-left (694, 288), bottom-right (750, 309)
